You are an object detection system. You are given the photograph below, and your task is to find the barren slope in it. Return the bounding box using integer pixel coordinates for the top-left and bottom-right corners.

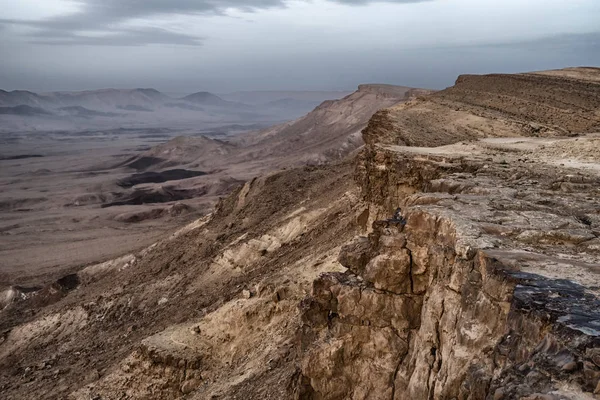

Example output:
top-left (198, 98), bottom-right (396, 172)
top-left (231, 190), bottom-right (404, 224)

top-left (124, 136), bottom-right (237, 171)
top-left (236, 84), bottom-right (432, 165)
top-left (0, 161), bottom-right (363, 399)
top-left (0, 84), bottom-right (419, 287)
top-left (364, 68), bottom-right (600, 147)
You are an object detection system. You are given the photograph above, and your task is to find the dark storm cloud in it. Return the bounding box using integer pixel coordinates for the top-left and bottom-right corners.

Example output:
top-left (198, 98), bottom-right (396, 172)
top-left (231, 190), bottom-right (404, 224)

top-left (0, 0), bottom-right (431, 46)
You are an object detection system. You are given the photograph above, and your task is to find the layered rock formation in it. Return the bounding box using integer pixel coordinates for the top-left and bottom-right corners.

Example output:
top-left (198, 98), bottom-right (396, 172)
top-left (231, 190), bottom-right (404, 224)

top-left (363, 68), bottom-right (600, 148)
top-left (297, 68), bottom-right (600, 399)
top-left (298, 136), bottom-right (600, 399)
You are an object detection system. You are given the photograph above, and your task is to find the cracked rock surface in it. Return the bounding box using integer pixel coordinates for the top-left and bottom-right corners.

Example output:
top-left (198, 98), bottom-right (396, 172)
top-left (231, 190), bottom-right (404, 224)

top-left (297, 68), bottom-right (600, 400)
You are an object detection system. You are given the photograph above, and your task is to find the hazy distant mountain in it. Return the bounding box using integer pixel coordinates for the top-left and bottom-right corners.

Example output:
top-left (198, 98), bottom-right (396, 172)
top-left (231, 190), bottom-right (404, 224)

top-left (164, 102), bottom-right (204, 112)
top-left (0, 88), bottom-right (255, 132)
top-left (47, 88), bottom-right (168, 110)
top-left (0, 105), bottom-right (52, 116)
top-left (0, 87), bottom-right (356, 132)
top-left (0, 90), bottom-right (53, 108)
top-left (58, 106), bottom-right (121, 118)
top-left (117, 105), bottom-right (154, 112)
top-left (0, 88), bottom-right (169, 110)
top-left (220, 90), bottom-right (352, 105)
top-left (182, 92), bottom-right (242, 108)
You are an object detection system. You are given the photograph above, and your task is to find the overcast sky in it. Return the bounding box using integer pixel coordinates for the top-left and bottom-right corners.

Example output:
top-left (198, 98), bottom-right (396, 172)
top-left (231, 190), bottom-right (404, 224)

top-left (1, 0), bottom-right (599, 92)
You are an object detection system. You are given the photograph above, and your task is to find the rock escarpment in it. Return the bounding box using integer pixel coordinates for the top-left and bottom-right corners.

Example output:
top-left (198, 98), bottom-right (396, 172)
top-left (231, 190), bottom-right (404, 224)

top-left (296, 68), bottom-right (600, 399)
top-left (298, 145), bottom-right (600, 398)
top-left (363, 68), bottom-right (600, 148)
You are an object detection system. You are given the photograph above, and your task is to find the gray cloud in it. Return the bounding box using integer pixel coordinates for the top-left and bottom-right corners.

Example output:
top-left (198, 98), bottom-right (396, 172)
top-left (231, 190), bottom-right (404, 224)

top-left (332, 0), bottom-right (427, 3)
top-left (3, 0), bottom-right (595, 93)
top-left (0, 0), bottom-right (430, 46)
top-left (27, 27), bottom-right (204, 47)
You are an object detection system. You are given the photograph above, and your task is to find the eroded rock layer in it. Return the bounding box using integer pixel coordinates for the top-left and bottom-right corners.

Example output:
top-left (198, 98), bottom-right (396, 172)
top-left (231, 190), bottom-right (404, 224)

top-left (363, 67), bottom-right (600, 147)
top-left (297, 67), bottom-right (600, 400)
top-left (298, 143), bottom-right (600, 398)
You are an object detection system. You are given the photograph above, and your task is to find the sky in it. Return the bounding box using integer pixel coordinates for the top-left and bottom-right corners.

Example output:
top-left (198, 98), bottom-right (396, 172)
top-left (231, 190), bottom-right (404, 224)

top-left (0, 0), bottom-right (599, 93)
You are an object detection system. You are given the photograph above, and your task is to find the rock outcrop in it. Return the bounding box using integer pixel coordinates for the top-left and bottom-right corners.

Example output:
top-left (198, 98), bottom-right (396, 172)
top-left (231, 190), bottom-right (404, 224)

top-left (363, 68), bottom-right (600, 148)
top-left (296, 67), bottom-right (600, 400)
top-left (298, 142), bottom-right (600, 398)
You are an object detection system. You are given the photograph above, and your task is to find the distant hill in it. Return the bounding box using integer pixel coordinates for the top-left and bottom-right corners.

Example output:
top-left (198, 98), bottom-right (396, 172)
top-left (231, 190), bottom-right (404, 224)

top-left (0, 88), bottom-right (169, 110)
top-left (182, 92), bottom-right (242, 108)
top-left (48, 88), bottom-right (168, 110)
top-left (58, 106), bottom-right (121, 118)
top-left (0, 87), bottom-right (362, 132)
top-left (0, 90), bottom-right (53, 108)
top-left (164, 102), bottom-right (204, 112)
top-left (124, 135), bottom-right (237, 171)
top-left (0, 105), bottom-right (52, 116)
top-left (237, 84), bottom-right (434, 164)
top-left (117, 105), bottom-right (153, 112)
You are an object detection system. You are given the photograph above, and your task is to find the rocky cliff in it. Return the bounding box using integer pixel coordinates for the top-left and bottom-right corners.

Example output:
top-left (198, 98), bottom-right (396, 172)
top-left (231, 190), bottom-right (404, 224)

top-left (1, 68), bottom-right (599, 400)
top-left (298, 136), bottom-right (600, 399)
top-left (297, 68), bottom-right (600, 399)
top-left (362, 68), bottom-right (600, 148)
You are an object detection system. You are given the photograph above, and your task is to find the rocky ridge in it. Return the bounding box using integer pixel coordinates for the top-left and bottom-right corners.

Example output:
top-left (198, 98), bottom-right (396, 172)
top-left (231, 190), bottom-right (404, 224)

top-left (363, 68), bottom-right (600, 148)
top-left (236, 84), bottom-right (433, 165)
top-left (294, 68), bottom-right (600, 400)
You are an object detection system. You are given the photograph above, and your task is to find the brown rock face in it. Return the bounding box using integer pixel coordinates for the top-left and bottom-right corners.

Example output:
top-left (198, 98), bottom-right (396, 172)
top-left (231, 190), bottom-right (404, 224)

top-left (299, 152), bottom-right (600, 398)
top-left (362, 68), bottom-right (600, 148)
top-left (297, 68), bottom-right (600, 400)
top-left (299, 213), bottom-right (515, 400)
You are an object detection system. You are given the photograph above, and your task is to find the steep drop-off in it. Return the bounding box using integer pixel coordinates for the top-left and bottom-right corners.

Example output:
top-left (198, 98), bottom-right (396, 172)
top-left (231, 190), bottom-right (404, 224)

top-left (295, 67), bottom-right (600, 400)
top-left (298, 136), bottom-right (600, 399)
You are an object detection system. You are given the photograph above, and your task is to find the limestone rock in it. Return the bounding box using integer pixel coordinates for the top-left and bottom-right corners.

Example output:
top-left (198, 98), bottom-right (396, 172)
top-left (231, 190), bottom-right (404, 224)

top-left (180, 378), bottom-right (201, 394)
